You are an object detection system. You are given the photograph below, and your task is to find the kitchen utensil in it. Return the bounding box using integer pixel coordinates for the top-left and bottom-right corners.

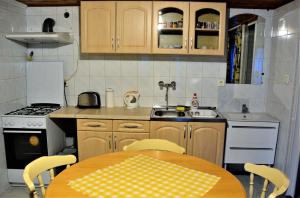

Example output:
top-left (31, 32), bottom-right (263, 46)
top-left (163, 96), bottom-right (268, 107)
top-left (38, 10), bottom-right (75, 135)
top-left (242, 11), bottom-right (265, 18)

top-left (123, 91), bottom-right (140, 109)
top-left (105, 88), bottom-right (115, 108)
top-left (77, 92), bottom-right (101, 108)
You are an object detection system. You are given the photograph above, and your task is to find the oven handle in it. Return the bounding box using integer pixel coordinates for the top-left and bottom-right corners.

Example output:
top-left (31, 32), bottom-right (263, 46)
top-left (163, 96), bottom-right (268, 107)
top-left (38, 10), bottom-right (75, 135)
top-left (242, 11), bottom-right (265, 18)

top-left (3, 130), bottom-right (42, 134)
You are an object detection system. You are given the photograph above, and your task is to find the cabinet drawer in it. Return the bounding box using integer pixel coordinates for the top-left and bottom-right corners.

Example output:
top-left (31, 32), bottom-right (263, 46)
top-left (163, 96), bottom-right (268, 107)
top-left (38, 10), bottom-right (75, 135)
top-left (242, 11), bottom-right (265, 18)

top-left (77, 119), bottom-right (112, 131)
top-left (224, 147), bottom-right (275, 164)
top-left (226, 128), bottom-right (278, 148)
top-left (113, 120), bottom-right (149, 132)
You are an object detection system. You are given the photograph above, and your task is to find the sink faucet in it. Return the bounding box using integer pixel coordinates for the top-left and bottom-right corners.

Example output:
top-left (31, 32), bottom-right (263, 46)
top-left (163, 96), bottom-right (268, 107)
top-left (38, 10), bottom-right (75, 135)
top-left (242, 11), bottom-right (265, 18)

top-left (158, 81), bottom-right (176, 110)
top-left (242, 104), bottom-right (249, 113)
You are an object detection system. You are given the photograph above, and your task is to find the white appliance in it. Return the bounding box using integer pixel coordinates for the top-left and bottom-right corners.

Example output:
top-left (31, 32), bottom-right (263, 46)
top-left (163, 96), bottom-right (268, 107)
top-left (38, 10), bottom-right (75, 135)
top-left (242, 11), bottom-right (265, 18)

top-left (123, 91), bottom-right (140, 109)
top-left (5, 32), bottom-right (73, 44)
top-left (1, 61), bottom-right (65, 185)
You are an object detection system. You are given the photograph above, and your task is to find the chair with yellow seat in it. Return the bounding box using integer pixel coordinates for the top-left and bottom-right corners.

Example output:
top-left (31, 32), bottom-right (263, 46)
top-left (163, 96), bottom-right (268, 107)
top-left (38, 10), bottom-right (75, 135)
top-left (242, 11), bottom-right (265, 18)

top-left (244, 163), bottom-right (290, 198)
top-left (123, 139), bottom-right (185, 154)
top-left (23, 155), bottom-right (77, 198)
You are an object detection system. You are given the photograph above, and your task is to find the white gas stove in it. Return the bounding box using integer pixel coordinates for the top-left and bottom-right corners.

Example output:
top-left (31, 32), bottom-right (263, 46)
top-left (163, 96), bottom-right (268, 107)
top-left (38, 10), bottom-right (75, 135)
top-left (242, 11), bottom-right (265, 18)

top-left (1, 62), bottom-right (65, 184)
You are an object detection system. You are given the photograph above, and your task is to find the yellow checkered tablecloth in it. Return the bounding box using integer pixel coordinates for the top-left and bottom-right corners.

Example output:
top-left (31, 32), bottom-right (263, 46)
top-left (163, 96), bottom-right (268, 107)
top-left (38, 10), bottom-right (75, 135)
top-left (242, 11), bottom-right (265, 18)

top-left (68, 155), bottom-right (220, 198)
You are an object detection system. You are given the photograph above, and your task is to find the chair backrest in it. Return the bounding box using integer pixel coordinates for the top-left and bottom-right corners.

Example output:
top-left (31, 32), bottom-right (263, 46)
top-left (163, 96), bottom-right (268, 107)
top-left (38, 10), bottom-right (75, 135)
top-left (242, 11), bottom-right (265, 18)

top-left (244, 163), bottom-right (290, 198)
top-left (123, 139), bottom-right (186, 154)
top-left (23, 155), bottom-right (77, 198)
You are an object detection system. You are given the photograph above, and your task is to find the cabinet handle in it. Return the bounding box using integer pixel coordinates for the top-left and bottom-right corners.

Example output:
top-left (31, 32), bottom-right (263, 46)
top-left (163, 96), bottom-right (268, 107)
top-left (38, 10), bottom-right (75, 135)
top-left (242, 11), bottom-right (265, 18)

top-left (230, 147), bottom-right (273, 151)
top-left (189, 126), bottom-right (192, 139)
top-left (85, 124), bottom-right (101, 127)
top-left (124, 125), bottom-right (139, 129)
top-left (117, 37), bottom-right (120, 48)
top-left (190, 38), bottom-right (193, 50)
top-left (109, 136), bottom-right (111, 149)
top-left (183, 126), bottom-right (186, 139)
top-left (184, 38), bottom-right (187, 49)
top-left (114, 136), bottom-right (117, 150)
top-left (112, 37), bottom-right (114, 49)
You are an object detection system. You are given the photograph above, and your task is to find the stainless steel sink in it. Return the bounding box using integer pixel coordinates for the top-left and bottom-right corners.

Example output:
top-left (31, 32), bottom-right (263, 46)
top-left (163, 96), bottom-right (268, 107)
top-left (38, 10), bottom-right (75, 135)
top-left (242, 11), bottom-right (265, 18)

top-left (151, 107), bottom-right (222, 121)
top-left (152, 107), bottom-right (188, 118)
top-left (190, 109), bottom-right (217, 118)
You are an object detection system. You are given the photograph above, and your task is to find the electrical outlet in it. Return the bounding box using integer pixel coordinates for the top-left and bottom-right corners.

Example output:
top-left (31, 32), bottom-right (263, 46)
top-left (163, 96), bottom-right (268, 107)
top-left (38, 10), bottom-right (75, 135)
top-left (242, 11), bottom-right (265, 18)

top-left (217, 79), bottom-right (225, 86)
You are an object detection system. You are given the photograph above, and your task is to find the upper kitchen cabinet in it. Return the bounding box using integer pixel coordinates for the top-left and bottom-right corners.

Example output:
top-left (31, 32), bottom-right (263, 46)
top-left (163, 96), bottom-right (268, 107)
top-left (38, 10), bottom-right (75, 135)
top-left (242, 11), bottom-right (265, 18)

top-left (189, 2), bottom-right (226, 55)
top-left (81, 1), bottom-right (116, 53)
top-left (116, 2), bottom-right (152, 53)
top-left (152, 2), bottom-right (189, 54)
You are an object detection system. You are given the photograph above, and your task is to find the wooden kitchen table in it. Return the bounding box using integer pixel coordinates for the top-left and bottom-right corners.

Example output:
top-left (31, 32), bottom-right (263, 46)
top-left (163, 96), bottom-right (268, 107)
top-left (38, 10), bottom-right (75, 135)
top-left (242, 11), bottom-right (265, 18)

top-left (45, 151), bottom-right (246, 198)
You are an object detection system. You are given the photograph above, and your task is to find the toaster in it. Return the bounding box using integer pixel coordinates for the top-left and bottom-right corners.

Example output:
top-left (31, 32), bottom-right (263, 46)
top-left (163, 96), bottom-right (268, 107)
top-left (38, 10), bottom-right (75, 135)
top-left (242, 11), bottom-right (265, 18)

top-left (77, 92), bottom-right (101, 108)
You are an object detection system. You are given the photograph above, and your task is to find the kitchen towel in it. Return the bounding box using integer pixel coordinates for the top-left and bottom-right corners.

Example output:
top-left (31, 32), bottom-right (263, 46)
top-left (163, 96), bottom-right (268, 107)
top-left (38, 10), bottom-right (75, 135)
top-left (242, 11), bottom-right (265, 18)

top-left (68, 154), bottom-right (220, 198)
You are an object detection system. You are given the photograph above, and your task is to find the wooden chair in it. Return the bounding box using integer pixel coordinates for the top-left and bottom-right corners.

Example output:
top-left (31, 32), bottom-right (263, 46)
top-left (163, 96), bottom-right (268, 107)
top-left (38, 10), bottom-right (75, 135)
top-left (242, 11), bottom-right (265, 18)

top-left (23, 155), bottom-right (77, 198)
top-left (123, 139), bottom-right (186, 154)
top-left (244, 163), bottom-right (290, 198)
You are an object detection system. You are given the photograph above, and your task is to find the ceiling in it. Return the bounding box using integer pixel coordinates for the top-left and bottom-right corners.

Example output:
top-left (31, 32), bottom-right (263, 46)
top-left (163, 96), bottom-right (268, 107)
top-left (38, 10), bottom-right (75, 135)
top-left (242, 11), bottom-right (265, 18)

top-left (17, 0), bottom-right (293, 9)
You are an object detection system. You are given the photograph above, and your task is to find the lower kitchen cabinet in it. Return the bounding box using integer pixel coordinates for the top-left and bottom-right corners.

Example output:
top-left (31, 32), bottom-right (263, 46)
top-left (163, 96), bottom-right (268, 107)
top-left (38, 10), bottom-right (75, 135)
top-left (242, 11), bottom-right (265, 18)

top-left (77, 119), bottom-right (150, 161)
top-left (187, 122), bottom-right (225, 166)
top-left (150, 121), bottom-right (225, 166)
top-left (77, 131), bottom-right (112, 161)
top-left (150, 121), bottom-right (187, 148)
top-left (113, 132), bottom-right (149, 152)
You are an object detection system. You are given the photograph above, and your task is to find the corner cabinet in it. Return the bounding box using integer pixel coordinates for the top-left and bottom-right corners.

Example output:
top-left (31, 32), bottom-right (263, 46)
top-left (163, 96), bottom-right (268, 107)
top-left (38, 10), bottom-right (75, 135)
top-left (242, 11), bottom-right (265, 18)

top-left (81, 1), bottom-right (152, 54)
top-left (81, 2), bottom-right (116, 53)
top-left (150, 121), bottom-right (226, 166)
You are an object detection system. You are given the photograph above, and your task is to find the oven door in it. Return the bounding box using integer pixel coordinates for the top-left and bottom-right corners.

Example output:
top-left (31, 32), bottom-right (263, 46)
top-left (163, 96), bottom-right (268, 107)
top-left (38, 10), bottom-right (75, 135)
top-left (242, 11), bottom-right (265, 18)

top-left (3, 129), bottom-right (48, 169)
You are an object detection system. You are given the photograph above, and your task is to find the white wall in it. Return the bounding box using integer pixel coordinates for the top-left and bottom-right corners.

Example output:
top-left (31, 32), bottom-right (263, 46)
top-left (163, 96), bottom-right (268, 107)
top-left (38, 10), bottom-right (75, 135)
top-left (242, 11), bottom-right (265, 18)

top-left (217, 9), bottom-right (273, 113)
top-left (266, 0), bottom-right (300, 195)
top-left (26, 6), bottom-right (227, 108)
top-left (0, 0), bottom-right (27, 193)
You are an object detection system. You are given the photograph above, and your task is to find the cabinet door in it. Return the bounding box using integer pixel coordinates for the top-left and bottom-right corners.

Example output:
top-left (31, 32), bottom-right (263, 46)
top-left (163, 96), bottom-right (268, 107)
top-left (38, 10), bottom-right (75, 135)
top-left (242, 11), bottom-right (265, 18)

top-left (189, 2), bottom-right (226, 55)
top-left (81, 1), bottom-right (116, 53)
top-left (77, 131), bottom-right (112, 161)
top-left (116, 1), bottom-right (152, 53)
top-left (150, 121), bottom-right (187, 149)
top-left (187, 122), bottom-right (225, 166)
top-left (113, 132), bottom-right (149, 152)
top-left (152, 2), bottom-right (189, 54)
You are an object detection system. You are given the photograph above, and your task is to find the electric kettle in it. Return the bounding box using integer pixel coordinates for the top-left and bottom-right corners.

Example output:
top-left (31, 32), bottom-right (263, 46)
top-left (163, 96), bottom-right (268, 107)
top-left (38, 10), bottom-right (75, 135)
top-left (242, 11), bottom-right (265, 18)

top-left (123, 91), bottom-right (140, 109)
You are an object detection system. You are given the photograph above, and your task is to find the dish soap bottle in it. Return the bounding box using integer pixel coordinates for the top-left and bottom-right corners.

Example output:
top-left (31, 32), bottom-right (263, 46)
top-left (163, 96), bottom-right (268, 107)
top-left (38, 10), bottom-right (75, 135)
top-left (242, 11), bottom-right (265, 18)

top-left (191, 93), bottom-right (199, 109)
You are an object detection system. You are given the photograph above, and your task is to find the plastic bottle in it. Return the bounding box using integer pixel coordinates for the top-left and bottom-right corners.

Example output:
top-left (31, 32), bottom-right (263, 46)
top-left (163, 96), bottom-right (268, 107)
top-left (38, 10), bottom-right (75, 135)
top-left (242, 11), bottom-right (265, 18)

top-left (191, 93), bottom-right (199, 109)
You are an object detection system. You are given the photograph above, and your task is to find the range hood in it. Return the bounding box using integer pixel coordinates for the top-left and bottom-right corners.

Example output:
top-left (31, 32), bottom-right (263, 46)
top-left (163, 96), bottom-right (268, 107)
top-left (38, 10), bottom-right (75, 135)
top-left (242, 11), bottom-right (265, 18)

top-left (5, 32), bottom-right (73, 44)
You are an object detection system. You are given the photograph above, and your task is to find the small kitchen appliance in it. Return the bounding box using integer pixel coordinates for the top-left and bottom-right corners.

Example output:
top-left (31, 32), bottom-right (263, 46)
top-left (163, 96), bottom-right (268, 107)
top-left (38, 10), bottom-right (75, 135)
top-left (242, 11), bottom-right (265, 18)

top-left (1, 61), bottom-right (65, 185)
top-left (123, 91), bottom-right (140, 109)
top-left (77, 92), bottom-right (101, 108)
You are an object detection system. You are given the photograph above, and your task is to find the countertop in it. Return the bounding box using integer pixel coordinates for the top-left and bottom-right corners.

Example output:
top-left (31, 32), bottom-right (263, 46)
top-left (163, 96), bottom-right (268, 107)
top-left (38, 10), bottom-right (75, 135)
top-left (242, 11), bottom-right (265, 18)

top-left (221, 112), bottom-right (279, 122)
top-left (49, 106), bottom-right (152, 120)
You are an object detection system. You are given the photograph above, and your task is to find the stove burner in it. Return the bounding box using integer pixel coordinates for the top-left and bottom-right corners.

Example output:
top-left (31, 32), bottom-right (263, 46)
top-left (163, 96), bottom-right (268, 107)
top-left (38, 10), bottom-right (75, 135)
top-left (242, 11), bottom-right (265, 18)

top-left (5, 105), bottom-right (60, 116)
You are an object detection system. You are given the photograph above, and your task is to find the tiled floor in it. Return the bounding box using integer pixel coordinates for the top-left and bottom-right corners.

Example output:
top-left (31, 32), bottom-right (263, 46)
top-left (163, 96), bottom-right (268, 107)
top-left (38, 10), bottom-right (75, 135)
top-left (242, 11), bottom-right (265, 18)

top-left (0, 175), bottom-right (282, 198)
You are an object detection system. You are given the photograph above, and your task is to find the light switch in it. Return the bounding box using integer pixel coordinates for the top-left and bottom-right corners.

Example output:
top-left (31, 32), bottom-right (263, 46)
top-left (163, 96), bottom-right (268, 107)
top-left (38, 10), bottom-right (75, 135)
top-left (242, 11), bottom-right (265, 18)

top-left (217, 79), bottom-right (225, 86)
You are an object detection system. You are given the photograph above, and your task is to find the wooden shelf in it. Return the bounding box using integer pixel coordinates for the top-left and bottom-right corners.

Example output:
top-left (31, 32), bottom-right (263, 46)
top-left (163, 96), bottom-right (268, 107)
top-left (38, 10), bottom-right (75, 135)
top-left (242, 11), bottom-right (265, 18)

top-left (159, 28), bottom-right (183, 31)
top-left (195, 28), bottom-right (219, 32)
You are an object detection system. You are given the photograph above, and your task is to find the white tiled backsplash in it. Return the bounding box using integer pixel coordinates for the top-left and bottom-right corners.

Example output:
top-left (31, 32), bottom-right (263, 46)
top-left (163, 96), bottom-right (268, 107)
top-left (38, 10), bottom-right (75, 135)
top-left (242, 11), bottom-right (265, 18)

top-left (0, 0), bottom-right (27, 193)
top-left (26, 6), bottom-right (226, 107)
